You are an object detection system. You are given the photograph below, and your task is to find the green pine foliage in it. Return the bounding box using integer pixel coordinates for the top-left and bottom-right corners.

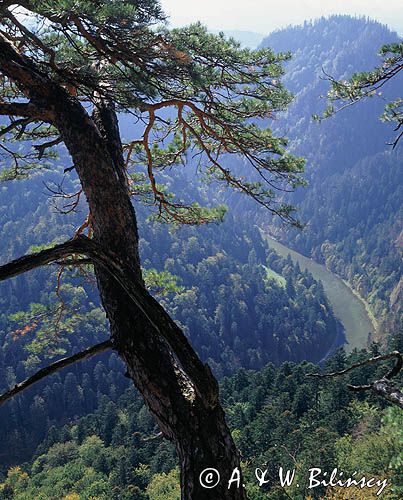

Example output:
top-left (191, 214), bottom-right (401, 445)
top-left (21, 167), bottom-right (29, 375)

top-left (0, 349), bottom-right (401, 499)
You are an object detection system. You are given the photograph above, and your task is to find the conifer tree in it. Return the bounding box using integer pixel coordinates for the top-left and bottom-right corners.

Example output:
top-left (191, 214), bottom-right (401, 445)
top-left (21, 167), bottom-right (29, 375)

top-left (0, 1), bottom-right (305, 497)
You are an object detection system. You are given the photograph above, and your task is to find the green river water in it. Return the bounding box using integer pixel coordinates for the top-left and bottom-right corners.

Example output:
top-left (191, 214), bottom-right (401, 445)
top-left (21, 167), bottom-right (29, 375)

top-left (262, 233), bottom-right (377, 354)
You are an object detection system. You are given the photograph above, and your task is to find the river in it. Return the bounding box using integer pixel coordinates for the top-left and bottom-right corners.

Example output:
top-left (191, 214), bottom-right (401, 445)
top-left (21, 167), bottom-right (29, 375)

top-left (262, 233), bottom-right (377, 354)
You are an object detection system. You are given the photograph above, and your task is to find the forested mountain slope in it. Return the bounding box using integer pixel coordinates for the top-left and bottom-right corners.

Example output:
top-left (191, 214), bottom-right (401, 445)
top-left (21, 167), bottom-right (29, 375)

top-left (2, 349), bottom-right (402, 499)
top-left (0, 167), bottom-right (339, 467)
top-left (0, 14), bottom-right (401, 496)
top-left (258, 16), bottom-right (402, 332)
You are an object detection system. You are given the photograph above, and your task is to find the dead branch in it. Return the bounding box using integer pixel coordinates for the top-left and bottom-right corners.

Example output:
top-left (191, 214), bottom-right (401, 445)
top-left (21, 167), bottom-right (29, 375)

top-left (74, 212), bottom-right (92, 237)
top-left (135, 431), bottom-right (163, 442)
top-left (307, 351), bottom-right (403, 408)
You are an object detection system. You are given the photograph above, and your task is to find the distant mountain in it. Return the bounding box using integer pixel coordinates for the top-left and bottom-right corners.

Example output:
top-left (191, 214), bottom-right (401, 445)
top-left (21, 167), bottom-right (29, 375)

top-left (211, 29), bottom-right (264, 48)
top-left (257, 16), bottom-right (402, 337)
top-left (1, 14), bottom-right (401, 487)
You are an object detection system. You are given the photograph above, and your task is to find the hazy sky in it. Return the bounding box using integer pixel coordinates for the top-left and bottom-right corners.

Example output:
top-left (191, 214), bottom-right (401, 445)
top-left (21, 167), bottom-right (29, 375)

top-left (159, 0), bottom-right (403, 35)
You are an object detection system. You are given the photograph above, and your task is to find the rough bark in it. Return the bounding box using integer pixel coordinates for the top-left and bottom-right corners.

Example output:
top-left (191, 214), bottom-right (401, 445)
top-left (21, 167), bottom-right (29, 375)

top-left (372, 378), bottom-right (403, 407)
top-left (0, 33), bottom-right (247, 499)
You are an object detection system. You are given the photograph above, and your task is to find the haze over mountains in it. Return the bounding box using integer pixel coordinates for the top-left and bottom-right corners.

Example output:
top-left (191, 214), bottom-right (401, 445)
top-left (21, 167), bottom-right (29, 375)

top-left (211, 29), bottom-right (264, 48)
top-left (0, 14), bottom-right (402, 498)
top-left (262, 16), bottom-right (402, 336)
top-left (219, 16), bottom-right (401, 336)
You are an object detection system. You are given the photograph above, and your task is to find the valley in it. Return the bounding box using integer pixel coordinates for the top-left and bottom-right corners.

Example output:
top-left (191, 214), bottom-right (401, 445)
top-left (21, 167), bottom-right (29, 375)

top-left (262, 232), bottom-right (377, 353)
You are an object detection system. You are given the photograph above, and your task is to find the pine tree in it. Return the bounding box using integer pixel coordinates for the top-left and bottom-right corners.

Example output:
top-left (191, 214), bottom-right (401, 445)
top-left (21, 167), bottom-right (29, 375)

top-left (0, 1), bottom-right (306, 497)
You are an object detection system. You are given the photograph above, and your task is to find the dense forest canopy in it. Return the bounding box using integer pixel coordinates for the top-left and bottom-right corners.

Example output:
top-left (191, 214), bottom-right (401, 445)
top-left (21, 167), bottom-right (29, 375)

top-left (0, 168), bottom-right (342, 468)
top-left (257, 17), bottom-right (403, 337)
top-left (0, 10), bottom-right (402, 500)
top-left (0, 349), bottom-right (402, 499)
top-left (0, 0), bottom-right (322, 498)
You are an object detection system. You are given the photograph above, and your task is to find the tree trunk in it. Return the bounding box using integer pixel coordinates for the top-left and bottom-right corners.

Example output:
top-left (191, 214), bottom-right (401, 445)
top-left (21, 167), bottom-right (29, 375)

top-left (0, 33), bottom-right (246, 500)
top-left (0, 33), bottom-right (248, 498)
top-left (48, 90), bottom-right (247, 499)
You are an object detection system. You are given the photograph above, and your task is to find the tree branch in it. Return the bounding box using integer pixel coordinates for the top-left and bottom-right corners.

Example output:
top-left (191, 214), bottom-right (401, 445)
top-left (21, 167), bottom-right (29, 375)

top-left (33, 136), bottom-right (62, 159)
top-left (0, 237), bottom-right (90, 281)
top-left (0, 235), bottom-right (218, 406)
top-left (307, 351), bottom-right (403, 408)
top-left (0, 101), bottom-right (49, 121)
top-left (307, 351), bottom-right (402, 380)
top-left (0, 340), bottom-right (112, 407)
top-left (4, 10), bottom-right (58, 71)
top-left (0, 117), bottom-right (32, 137)
top-left (0, 33), bottom-right (55, 122)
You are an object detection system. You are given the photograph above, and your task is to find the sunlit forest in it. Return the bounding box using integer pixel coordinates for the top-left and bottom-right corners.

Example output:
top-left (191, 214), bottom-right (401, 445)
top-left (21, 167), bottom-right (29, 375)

top-left (0, 9), bottom-right (402, 500)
